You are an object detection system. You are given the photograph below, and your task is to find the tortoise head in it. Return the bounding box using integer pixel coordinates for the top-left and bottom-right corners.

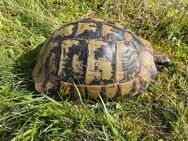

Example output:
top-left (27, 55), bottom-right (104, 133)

top-left (153, 51), bottom-right (171, 70)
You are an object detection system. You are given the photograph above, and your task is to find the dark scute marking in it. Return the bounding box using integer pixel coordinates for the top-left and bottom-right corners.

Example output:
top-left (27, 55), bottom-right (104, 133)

top-left (43, 54), bottom-right (51, 87)
top-left (91, 43), bottom-right (116, 85)
top-left (130, 81), bottom-right (137, 93)
top-left (46, 80), bottom-right (61, 95)
top-left (43, 41), bottom-right (61, 88)
top-left (94, 44), bottom-right (115, 62)
top-left (84, 87), bottom-right (89, 99)
top-left (104, 27), bottom-right (124, 42)
top-left (53, 35), bottom-right (63, 43)
top-left (61, 40), bottom-right (88, 84)
top-left (112, 28), bottom-right (124, 40)
top-left (94, 47), bottom-right (103, 59)
top-left (105, 33), bottom-right (118, 42)
top-left (76, 22), bottom-right (102, 39)
top-left (71, 23), bottom-right (79, 37)
top-left (106, 21), bottom-right (125, 31)
top-left (100, 87), bottom-right (106, 99)
top-left (113, 84), bottom-right (121, 99)
top-left (46, 88), bottom-right (56, 95)
top-left (128, 32), bottom-right (145, 50)
top-left (53, 46), bottom-right (62, 75)
top-left (91, 78), bottom-right (112, 85)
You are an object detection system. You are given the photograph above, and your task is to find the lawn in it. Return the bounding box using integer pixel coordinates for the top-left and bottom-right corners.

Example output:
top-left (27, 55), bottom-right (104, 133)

top-left (0, 0), bottom-right (188, 140)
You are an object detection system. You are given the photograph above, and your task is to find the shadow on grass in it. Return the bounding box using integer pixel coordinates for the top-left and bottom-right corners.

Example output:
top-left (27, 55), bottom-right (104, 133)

top-left (13, 42), bottom-right (45, 93)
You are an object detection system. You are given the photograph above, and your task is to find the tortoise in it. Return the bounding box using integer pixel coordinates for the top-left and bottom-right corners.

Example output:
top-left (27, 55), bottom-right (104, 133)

top-left (33, 18), bottom-right (171, 100)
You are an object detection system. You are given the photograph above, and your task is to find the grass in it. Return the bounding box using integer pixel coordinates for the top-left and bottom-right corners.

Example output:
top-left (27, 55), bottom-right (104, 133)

top-left (0, 0), bottom-right (188, 140)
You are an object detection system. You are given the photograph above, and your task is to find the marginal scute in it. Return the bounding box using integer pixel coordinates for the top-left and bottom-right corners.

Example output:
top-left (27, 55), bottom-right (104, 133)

top-left (87, 86), bottom-right (101, 98)
top-left (115, 22), bottom-right (125, 29)
top-left (34, 82), bottom-right (44, 93)
top-left (119, 79), bottom-right (134, 96)
top-left (60, 82), bottom-right (71, 96)
top-left (33, 38), bottom-right (59, 92)
top-left (102, 24), bottom-right (114, 36)
top-left (45, 81), bottom-right (55, 91)
top-left (105, 85), bottom-right (118, 98)
top-left (57, 78), bottom-right (145, 98)
top-left (73, 85), bottom-right (85, 97)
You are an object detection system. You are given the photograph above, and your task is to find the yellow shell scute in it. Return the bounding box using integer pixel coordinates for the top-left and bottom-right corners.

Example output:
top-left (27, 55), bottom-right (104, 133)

top-left (105, 85), bottom-right (118, 98)
top-left (72, 55), bottom-right (83, 77)
top-left (124, 32), bottom-right (132, 42)
top-left (102, 24), bottom-right (115, 36)
top-left (76, 22), bottom-right (97, 35)
top-left (139, 37), bottom-right (154, 52)
top-left (53, 24), bottom-right (75, 38)
top-left (119, 79), bottom-right (134, 96)
top-left (86, 86), bottom-right (101, 99)
top-left (138, 51), bottom-right (157, 82)
top-left (62, 40), bottom-right (80, 49)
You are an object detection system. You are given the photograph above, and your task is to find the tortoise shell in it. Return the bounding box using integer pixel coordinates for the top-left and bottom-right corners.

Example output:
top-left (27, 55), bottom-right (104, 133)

top-left (33, 18), bottom-right (157, 99)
